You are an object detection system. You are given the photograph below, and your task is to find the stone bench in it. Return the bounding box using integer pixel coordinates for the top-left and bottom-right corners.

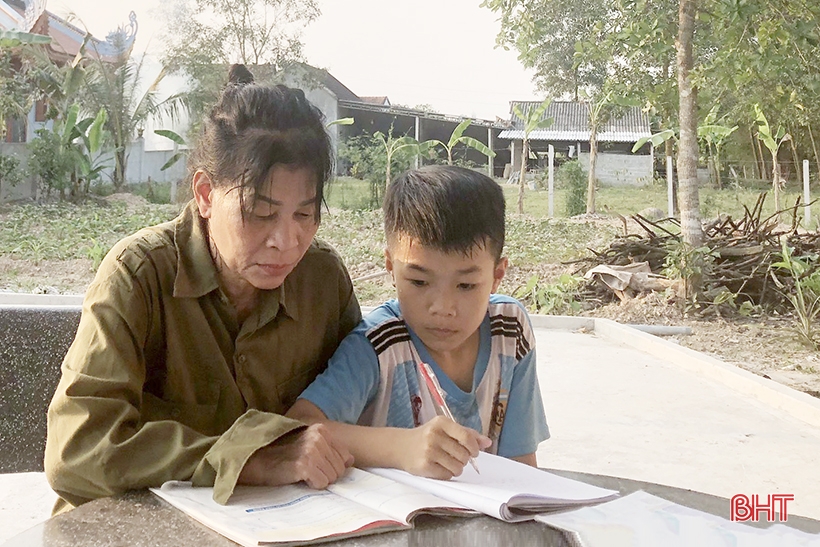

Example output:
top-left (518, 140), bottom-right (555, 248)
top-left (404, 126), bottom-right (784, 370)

top-left (0, 305), bottom-right (81, 473)
top-left (0, 303), bottom-right (81, 541)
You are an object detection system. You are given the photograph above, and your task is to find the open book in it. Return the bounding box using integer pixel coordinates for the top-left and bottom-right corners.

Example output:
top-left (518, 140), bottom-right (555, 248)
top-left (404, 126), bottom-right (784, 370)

top-left (366, 451), bottom-right (619, 522)
top-left (151, 451), bottom-right (618, 546)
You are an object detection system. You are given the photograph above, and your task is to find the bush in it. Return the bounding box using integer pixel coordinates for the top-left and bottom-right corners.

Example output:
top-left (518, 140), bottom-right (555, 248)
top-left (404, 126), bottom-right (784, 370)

top-left (558, 160), bottom-right (586, 216)
top-left (27, 129), bottom-right (73, 198)
top-left (0, 153), bottom-right (23, 197)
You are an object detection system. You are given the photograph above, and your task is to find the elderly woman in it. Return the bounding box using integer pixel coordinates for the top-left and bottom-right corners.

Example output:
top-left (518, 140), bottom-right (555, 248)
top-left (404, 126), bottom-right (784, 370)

top-left (44, 65), bottom-right (360, 512)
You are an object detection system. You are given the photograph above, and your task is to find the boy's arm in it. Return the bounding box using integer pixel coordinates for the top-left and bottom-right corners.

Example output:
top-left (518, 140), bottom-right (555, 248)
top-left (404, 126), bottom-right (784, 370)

top-left (287, 399), bottom-right (490, 479)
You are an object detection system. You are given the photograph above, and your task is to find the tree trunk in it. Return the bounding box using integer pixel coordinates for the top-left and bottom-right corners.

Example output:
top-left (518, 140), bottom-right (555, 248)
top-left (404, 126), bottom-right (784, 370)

top-left (749, 127), bottom-right (761, 180)
top-left (789, 127), bottom-right (800, 185)
top-left (676, 0), bottom-right (702, 250)
top-left (772, 148), bottom-right (782, 218)
top-left (809, 125), bottom-right (820, 184)
top-left (518, 139), bottom-right (528, 214)
top-left (114, 148), bottom-right (126, 189)
top-left (586, 124), bottom-right (598, 214)
top-left (755, 135), bottom-right (767, 184)
top-left (665, 137), bottom-right (678, 214)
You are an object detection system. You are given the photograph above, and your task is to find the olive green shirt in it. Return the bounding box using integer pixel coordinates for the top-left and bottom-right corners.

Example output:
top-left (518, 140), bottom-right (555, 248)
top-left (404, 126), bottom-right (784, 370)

top-left (44, 202), bottom-right (361, 512)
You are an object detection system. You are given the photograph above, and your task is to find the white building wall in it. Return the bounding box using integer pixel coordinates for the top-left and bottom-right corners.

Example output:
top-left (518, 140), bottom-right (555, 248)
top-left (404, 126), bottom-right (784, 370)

top-left (578, 152), bottom-right (653, 187)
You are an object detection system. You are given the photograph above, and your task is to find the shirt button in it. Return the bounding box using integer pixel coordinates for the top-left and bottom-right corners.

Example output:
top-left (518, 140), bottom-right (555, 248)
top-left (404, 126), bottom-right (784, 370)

top-left (237, 354), bottom-right (247, 364)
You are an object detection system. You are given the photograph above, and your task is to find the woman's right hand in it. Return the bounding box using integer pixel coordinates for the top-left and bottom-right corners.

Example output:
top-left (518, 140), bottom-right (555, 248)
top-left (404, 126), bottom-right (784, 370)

top-left (238, 423), bottom-right (353, 489)
top-left (399, 416), bottom-right (491, 479)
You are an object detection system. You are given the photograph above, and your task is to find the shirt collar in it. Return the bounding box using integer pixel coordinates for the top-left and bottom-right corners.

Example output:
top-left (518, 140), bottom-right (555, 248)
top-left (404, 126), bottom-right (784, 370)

top-left (174, 201), bottom-right (220, 298)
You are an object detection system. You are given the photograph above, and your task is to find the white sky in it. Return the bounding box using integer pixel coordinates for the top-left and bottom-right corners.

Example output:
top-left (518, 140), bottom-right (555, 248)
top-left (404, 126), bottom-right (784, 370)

top-left (47, 0), bottom-right (542, 121)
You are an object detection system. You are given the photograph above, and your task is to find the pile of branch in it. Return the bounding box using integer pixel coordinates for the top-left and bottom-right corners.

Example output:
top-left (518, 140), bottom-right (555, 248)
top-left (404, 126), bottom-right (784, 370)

top-left (571, 194), bottom-right (819, 311)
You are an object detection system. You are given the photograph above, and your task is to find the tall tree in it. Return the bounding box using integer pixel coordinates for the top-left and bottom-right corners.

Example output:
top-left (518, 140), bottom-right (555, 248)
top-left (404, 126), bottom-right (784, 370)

top-left (676, 0), bottom-right (702, 249)
top-left (160, 0), bottom-right (320, 128)
top-left (481, 0), bottom-right (609, 101)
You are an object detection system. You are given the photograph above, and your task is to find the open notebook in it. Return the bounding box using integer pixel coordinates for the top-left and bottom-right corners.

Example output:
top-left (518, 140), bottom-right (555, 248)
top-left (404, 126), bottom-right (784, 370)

top-left (151, 452), bottom-right (618, 546)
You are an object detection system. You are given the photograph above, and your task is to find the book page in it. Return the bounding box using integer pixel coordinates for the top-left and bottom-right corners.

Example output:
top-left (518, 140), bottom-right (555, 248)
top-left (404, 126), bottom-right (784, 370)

top-left (536, 491), bottom-right (820, 547)
top-left (151, 479), bottom-right (407, 547)
top-left (366, 451), bottom-right (618, 521)
top-left (328, 468), bottom-right (473, 523)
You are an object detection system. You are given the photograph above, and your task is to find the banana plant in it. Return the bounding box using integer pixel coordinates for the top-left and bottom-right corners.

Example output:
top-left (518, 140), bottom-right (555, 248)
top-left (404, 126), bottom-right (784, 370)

top-left (426, 119), bottom-right (495, 165)
top-left (374, 129), bottom-right (425, 191)
top-left (512, 98), bottom-right (553, 214)
top-left (698, 105), bottom-right (737, 189)
top-left (754, 104), bottom-right (791, 217)
top-left (58, 105), bottom-right (111, 196)
top-left (154, 129), bottom-right (187, 171)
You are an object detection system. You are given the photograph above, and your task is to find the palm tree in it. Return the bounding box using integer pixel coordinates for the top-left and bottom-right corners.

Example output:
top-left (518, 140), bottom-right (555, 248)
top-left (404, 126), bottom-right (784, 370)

top-left (84, 52), bottom-right (186, 188)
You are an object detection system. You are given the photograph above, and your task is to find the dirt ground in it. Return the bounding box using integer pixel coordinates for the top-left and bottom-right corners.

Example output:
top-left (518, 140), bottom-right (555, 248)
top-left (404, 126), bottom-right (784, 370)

top-left (585, 291), bottom-right (820, 399)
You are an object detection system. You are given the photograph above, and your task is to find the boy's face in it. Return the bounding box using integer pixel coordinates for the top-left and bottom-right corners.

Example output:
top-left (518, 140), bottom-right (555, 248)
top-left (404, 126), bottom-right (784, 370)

top-left (385, 235), bottom-right (507, 358)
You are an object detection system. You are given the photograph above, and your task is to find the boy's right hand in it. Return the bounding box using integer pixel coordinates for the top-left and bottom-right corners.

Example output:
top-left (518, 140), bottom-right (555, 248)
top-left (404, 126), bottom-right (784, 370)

top-left (400, 416), bottom-right (491, 479)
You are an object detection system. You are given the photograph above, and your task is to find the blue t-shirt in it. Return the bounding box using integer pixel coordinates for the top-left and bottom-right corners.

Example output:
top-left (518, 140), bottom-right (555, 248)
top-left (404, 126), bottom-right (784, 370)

top-left (299, 294), bottom-right (549, 457)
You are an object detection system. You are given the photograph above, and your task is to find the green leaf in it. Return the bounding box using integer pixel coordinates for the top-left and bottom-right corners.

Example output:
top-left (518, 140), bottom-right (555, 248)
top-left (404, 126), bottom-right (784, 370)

top-left (327, 117), bottom-right (354, 128)
top-left (459, 136), bottom-right (496, 157)
top-left (0, 30), bottom-right (51, 47)
top-left (448, 119), bottom-right (472, 149)
top-left (88, 108), bottom-right (108, 154)
top-left (154, 129), bottom-right (186, 146)
top-left (160, 152), bottom-right (183, 171)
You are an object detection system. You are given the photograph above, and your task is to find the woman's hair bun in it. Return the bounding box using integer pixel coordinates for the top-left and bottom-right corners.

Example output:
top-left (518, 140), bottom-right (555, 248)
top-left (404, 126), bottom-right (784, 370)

top-left (228, 64), bottom-right (254, 85)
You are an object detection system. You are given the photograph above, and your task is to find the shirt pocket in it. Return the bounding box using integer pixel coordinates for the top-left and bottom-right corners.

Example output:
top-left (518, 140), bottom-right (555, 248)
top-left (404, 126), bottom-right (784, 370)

top-left (140, 383), bottom-right (221, 435)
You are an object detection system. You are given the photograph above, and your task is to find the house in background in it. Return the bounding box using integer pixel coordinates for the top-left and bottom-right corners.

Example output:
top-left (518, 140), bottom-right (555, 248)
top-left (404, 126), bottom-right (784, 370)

top-left (0, 0), bottom-right (137, 143)
top-left (500, 101), bottom-right (653, 186)
top-left (280, 62), bottom-right (511, 177)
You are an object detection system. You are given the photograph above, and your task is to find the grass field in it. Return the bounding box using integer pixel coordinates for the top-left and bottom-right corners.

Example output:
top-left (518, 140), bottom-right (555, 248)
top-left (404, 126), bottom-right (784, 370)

top-left (326, 175), bottom-right (809, 223)
top-left (0, 175), bottom-right (812, 302)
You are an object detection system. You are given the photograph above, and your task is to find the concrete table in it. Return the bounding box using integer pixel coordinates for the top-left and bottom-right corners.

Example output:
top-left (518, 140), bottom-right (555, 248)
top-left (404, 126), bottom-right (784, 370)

top-left (5, 469), bottom-right (819, 547)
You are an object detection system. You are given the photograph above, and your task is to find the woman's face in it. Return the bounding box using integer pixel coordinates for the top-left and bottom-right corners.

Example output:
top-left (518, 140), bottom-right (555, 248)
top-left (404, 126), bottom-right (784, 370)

top-left (194, 164), bottom-right (320, 293)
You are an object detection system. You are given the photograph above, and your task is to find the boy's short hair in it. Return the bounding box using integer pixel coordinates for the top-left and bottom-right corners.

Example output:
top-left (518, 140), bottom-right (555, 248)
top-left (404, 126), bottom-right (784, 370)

top-left (383, 165), bottom-right (505, 261)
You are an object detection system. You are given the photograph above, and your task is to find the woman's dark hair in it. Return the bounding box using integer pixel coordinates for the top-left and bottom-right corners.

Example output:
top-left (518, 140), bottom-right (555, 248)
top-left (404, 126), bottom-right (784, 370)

top-left (188, 64), bottom-right (332, 220)
top-left (384, 165), bottom-right (505, 261)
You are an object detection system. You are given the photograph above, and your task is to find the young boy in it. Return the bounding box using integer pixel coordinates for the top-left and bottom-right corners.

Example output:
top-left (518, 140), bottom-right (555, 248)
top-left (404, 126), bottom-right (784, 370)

top-left (287, 165), bottom-right (549, 480)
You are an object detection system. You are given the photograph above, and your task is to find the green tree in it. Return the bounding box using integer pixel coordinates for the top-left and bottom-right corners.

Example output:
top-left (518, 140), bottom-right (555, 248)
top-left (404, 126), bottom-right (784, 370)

top-left (0, 31), bottom-right (50, 138)
top-left (481, 0), bottom-right (609, 100)
top-left (160, 0), bottom-right (319, 129)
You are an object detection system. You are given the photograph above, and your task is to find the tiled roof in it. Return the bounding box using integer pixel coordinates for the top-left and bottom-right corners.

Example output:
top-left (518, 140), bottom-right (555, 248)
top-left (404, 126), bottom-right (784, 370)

top-left (498, 101), bottom-right (651, 143)
top-left (360, 96), bottom-right (390, 106)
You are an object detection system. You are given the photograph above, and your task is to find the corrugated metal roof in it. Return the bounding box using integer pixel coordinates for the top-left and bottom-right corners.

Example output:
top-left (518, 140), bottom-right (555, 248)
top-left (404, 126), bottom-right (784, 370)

top-left (498, 101), bottom-right (651, 143)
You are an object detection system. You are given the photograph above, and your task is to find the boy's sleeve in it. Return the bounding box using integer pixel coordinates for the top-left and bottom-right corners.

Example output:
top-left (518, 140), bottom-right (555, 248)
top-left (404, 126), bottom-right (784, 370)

top-left (297, 332), bottom-right (380, 424)
top-left (496, 345), bottom-right (550, 458)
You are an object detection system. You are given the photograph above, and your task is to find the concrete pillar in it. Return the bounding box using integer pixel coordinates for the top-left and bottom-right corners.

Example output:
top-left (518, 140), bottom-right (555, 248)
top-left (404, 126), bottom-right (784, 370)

top-left (666, 155), bottom-right (674, 218)
top-left (804, 159), bottom-right (811, 229)
top-left (488, 127), bottom-right (494, 178)
top-left (548, 144), bottom-right (555, 218)
top-left (414, 116), bottom-right (420, 169)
